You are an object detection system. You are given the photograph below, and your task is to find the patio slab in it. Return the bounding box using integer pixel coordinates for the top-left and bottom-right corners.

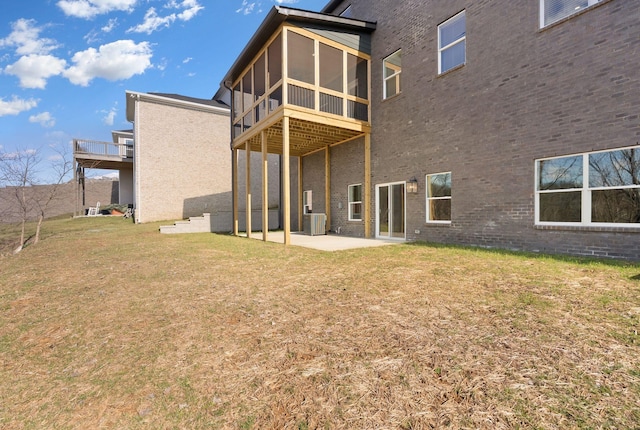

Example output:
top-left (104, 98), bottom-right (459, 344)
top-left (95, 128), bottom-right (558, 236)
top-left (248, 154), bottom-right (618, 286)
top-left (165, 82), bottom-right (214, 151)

top-left (244, 231), bottom-right (401, 251)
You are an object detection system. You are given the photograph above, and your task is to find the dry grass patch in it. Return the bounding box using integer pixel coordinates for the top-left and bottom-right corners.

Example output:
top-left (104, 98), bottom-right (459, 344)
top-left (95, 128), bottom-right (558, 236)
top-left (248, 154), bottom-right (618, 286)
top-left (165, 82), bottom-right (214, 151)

top-left (1, 217), bottom-right (639, 429)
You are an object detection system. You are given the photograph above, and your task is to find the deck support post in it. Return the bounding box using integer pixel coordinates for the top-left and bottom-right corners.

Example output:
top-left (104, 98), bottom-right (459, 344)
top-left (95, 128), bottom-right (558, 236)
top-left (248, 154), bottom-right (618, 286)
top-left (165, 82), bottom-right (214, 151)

top-left (245, 143), bottom-right (252, 238)
top-left (298, 156), bottom-right (303, 232)
top-left (325, 146), bottom-right (331, 234)
top-left (233, 148), bottom-right (239, 236)
top-left (364, 133), bottom-right (371, 238)
top-left (261, 130), bottom-right (268, 242)
top-left (283, 116), bottom-right (291, 245)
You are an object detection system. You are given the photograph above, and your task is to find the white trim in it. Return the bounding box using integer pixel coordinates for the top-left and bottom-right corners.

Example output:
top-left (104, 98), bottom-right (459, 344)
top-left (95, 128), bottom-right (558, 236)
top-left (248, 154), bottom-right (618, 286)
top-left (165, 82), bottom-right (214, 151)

top-left (382, 50), bottom-right (401, 100)
top-left (438, 10), bottom-right (466, 74)
top-left (535, 144), bottom-right (640, 228)
top-left (540, 0), bottom-right (601, 28)
top-left (348, 183), bottom-right (363, 221)
top-left (375, 181), bottom-right (406, 240)
top-left (425, 171), bottom-right (452, 224)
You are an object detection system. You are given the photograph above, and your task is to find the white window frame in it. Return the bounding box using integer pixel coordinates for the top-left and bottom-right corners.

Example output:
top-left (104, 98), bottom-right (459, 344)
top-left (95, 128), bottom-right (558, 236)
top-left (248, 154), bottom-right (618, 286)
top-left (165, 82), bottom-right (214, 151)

top-left (303, 190), bottom-right (313, 214)
top-left (540, 0), bottom-right (601, 28)
top-left (535, 145), bottom-right (640, 227)
top-left (438, 11), bottom-right (466, 75)
top-left (425, 172), bottom-right (452, 224)
top-left (382, 50), bottom-right (401, 100)
top-left (348, 184), bottom-right (362, 221)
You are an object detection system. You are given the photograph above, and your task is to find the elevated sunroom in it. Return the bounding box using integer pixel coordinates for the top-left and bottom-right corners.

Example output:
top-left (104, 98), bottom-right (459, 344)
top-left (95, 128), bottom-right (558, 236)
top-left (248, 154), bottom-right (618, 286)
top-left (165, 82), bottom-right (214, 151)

top-left (221, 6), bottom-right (376, 244)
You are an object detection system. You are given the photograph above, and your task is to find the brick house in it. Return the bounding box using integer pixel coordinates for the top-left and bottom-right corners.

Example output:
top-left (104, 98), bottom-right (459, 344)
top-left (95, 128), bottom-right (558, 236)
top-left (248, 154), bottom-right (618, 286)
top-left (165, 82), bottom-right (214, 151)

top-left (219, 0), bottom-right (640, 259)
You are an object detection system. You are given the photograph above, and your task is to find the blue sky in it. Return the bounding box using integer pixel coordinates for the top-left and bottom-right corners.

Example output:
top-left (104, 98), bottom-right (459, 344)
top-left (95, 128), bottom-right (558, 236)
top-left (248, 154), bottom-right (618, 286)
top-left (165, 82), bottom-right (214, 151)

top-left (0, 0), bottom-right (328, 181)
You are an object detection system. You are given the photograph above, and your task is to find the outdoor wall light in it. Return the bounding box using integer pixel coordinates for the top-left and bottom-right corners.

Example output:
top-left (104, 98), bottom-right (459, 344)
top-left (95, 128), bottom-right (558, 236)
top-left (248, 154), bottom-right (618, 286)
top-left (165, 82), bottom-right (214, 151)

top-left (407, 176), bottom-right (418, 193)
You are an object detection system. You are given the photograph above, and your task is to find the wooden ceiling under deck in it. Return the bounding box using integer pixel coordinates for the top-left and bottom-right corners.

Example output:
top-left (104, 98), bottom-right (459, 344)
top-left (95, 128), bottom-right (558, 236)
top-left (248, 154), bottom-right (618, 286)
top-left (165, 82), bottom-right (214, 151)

top-left (238, 117), bottom-right (366, 157)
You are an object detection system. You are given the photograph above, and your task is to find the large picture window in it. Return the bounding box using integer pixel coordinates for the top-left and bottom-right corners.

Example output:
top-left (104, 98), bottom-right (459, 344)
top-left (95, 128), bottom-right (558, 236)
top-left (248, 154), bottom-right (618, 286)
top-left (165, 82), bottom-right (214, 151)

top-left (438, 11), bottom-right (466, 74)
top-left (536, 146), bottom-right (640, 226)
top-left (383, 50), bottom-right (401, 99)
top-left (426, 172), bottom-right (452, 223)
top-left (540, 0), bottom-right (601, 28)
top-left (348, 184), bottom-right (362, 221)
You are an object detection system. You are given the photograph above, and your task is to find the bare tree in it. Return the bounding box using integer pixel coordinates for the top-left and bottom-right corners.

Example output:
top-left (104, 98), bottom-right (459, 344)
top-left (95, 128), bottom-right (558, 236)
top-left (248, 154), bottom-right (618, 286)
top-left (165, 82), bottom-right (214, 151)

top-left (0, 144), bottom-right (73, 253)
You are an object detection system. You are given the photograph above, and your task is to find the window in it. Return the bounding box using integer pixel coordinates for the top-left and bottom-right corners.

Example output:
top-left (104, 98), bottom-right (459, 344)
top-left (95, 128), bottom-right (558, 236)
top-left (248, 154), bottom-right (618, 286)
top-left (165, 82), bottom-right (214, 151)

top-left (303, 190), bottom-right (313, 214)
top-left (438, 11), bottom-right (466, 74)
top-left (348, 184), bottom-right (362, 221)
top-left (536, 146), bottom-right (640, 226)
top-left (383, 50), bottom-right (401, 99)
top-left (540, 0), bottom-right (601, 27)
top-left (426, 172), bottom-right (452, 223)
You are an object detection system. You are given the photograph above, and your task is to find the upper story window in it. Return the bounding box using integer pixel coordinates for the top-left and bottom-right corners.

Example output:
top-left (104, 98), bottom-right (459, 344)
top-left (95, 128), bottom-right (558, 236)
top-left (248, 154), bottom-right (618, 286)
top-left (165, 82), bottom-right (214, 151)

top-left (536, 146), bottom-right (640, 226)
top-left (438, 11), bottom-right (466, 74)
top-left (383, 50), bottom-right (401, 99)
top-left (340, 5), bottom-right (353, 18)
top-left (426, 172), bottom-right (452, 223)
top-left (540, 0), bottom-right (601, 28)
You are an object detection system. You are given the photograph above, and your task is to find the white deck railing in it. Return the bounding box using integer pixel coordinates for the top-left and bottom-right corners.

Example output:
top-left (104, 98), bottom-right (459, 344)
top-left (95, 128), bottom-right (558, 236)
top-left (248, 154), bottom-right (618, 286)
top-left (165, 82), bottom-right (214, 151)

top-left (74, 139), bottom-right (133, 158)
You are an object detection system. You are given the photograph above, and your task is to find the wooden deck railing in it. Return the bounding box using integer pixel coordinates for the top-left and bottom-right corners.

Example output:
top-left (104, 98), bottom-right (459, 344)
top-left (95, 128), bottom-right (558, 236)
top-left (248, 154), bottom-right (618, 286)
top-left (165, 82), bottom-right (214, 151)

top-left (74, 139), bottom-right (133, 158)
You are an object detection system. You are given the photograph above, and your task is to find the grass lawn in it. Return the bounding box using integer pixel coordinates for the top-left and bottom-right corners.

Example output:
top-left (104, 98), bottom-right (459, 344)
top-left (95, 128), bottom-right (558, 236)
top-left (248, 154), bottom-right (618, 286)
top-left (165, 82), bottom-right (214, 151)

top-left (1, 217), bottom-right (639, 429)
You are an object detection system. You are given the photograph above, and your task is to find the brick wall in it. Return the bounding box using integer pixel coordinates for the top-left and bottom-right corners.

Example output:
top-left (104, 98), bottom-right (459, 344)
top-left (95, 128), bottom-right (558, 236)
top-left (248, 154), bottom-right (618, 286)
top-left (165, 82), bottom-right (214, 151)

top-left (135, 100), bottom-right (231, 223)
top-left (324, 0), bottom-right (640, 260)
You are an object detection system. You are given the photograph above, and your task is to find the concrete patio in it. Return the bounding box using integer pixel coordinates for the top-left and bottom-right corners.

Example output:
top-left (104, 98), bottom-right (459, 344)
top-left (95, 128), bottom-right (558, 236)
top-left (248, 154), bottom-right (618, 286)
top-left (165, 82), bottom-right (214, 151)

top-left (244, 231), bottom-right (401, 251)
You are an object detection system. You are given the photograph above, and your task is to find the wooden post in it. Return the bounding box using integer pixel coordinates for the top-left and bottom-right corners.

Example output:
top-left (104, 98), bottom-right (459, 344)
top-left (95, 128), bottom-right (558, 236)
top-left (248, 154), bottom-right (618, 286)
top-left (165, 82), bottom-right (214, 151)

top-left (246, 143), bottom-right (252, 239)
top-left (325, 146), bottom-right (331, 234)
top-left (364, 133), bottom-right (371, 238)
top-left (233, 148), bottom-right (239, 236)
top-left (298, 156), bottom-right (303, 233)
top-left (283, 117), bottom-right (291, 245)
top-left (262, 130), bottom-right (268, 242)
top-left (73, 157), bottom-right (78, 217)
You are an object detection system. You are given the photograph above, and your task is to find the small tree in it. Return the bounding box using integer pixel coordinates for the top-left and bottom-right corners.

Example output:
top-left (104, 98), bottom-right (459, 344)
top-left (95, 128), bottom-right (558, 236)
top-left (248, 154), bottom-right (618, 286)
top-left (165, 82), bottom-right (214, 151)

top-left (0, 144), bottom-right (73, 252)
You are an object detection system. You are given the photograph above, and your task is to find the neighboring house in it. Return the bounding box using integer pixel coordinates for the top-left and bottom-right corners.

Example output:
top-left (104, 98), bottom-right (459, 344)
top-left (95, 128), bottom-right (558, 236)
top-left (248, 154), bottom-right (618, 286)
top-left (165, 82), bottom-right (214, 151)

top-left (74, 91), bottom-right (281, 230)
top-left (218, 1), bottom-right (640, 260)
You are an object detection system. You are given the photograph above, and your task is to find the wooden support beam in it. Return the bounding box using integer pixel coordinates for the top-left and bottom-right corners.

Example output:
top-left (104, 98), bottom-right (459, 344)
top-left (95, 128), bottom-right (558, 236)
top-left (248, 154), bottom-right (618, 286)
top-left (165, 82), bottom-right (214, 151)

top-left (364, 133), bottom-right (371, 238)
top-left (325, 146), bottom-right (331, 234)
top-left (262, 130), bottom-right (268, 242)
top-left (233, 149), bottom-right (239, 236)
top-left (245, 143), bottom-right (252, 239)
top-left (298, 156), bottom-right (303, 233)
top-left (283, 116), bottom-right (291, 245)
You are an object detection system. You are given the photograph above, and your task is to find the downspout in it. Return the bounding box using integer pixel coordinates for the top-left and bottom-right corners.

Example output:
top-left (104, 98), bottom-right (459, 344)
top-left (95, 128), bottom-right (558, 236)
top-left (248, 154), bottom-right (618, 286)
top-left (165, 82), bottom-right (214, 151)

top-left (132, 93), bottom-right (141, 223)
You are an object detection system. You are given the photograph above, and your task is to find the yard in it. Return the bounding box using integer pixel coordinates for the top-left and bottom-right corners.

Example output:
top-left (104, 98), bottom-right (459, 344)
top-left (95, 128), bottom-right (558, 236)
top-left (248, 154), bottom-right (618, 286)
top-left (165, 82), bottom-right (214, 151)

top-left (1, 217), bottom-right (639, 429)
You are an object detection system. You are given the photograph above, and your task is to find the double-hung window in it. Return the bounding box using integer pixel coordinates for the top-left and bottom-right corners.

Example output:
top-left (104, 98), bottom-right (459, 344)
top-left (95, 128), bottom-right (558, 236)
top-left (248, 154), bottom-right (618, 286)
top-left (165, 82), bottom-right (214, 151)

top-left (540, 0), bottom-right (601, 28)
top-left (348, 184), bottom-right (362, 221)
top-left (383, 50), bottom-right (401, 99)
top-left (438, 11), bottom-right (466, 74)
top-left (426, 172), bottom-right (452, 223)
top-left (536, 146), bottom-right (640, 226)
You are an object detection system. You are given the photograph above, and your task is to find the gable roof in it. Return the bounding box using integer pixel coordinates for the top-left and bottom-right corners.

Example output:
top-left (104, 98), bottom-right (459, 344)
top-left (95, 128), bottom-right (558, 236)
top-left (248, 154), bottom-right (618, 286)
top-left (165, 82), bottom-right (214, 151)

top-left (219, 6), bottom-right (376, 90)
top-left (125, 91), bottom-right (229, 122)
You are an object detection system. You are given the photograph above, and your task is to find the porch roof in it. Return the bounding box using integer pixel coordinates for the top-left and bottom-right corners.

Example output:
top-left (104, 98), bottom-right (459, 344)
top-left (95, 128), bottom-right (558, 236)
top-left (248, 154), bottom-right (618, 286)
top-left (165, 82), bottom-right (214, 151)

top-left (220, 6), bottom-right (376, 89)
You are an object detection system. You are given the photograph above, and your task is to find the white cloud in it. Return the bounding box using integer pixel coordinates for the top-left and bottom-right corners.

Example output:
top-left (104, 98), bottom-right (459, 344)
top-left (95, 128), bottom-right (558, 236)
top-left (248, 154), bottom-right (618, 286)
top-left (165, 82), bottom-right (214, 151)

top-left (127, 7), bottom-right (176, 34)
top-left (57, 0), bottom-right (138, 19)
top-left (0, 96), bottom-right (38, 116)
top-left (29, 112), bottom-right (56, 128)
top-left (187, 72), bottom-right (195, 77)
top-left (0, 19), bottom-right (59, 56)
top-left (183, 57), bottom-right (192, 64)
top-left (102, 106), bottom-right (117, 125)
top-left (127, 0), bottom-right (203, 34)
top-left (102, 18), bottom-right (118, 32)
top-left (4, 54), bottom-right (67, 89)
top-left (63, 40), bottom-right (152, 86)
top-left (236, 1), bottom-right (261, 15)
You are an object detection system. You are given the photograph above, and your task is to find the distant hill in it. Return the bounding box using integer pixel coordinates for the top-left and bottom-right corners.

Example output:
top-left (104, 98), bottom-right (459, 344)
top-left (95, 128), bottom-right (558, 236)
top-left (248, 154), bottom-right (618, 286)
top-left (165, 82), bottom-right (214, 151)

top-left (0, 179), bottom-right (119, 223)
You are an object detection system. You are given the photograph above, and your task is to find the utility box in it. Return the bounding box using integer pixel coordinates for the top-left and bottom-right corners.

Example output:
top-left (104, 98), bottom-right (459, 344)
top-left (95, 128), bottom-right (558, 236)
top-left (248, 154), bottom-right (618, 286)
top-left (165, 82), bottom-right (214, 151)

top-left (304, 213), bottom-right (326, 236)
